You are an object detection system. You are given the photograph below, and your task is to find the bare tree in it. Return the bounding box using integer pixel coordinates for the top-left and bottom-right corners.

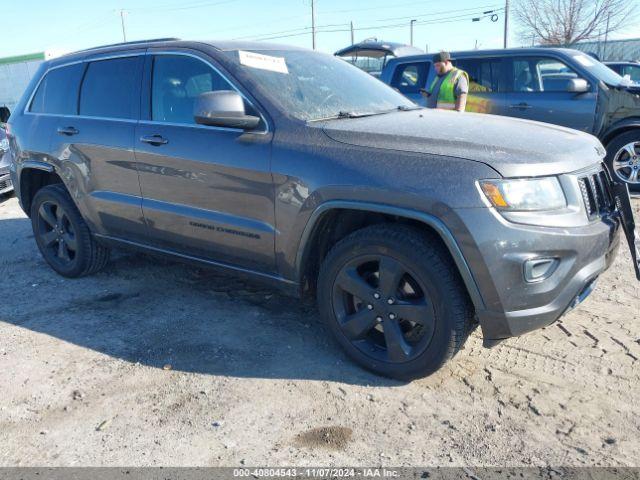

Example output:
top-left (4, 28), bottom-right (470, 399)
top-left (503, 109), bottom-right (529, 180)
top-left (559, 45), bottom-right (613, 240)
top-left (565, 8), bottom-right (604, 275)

top-left (515, 0), bottom-right (636, 46)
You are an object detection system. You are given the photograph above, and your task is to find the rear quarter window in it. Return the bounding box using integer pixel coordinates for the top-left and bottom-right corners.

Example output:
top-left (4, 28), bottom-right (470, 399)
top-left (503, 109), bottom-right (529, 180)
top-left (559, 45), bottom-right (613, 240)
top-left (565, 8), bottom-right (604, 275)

top-left (29, 63), bottom-right (85, 115)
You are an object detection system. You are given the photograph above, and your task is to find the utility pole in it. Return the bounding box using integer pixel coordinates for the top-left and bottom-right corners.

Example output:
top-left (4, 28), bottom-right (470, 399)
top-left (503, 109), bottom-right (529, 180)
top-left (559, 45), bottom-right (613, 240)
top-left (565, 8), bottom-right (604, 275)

top-left (311, 0), bottom-right (316, 50)
top-left (350, 21), bottom-right (354, 45)
top-left (119, 9), bottom-right (127, 42)
top-left (503, 0), bottom-right (509, 48)
top-left (410, 19), bottom-right (417, 47)
top-left (603, 12), bottom-right (611, 60)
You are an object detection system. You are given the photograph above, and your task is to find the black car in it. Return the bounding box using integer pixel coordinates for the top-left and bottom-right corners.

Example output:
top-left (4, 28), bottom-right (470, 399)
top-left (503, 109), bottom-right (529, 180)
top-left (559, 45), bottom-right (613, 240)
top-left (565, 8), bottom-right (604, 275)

top-left (7, 39), bottom-right (639, 379)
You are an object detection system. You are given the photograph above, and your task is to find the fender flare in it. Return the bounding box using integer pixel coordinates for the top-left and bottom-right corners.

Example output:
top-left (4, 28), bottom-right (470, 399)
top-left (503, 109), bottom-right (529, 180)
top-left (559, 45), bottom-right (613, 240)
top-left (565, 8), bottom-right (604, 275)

top-left (601, 117), bottom-right (640, 146)
top-left (20, 160), bottom-right (56, 173)
top-left (294, 200), bottom-right (485, 311)
top-left (16, 161), bottom-right (58, 213)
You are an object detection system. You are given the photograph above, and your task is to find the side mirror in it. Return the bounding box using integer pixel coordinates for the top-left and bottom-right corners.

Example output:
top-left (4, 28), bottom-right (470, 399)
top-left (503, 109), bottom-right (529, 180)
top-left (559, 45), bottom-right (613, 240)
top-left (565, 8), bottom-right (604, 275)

top-left (193, 91), bottom-right (260, 130)
top-left (567, 78), bottom-right (589, 93)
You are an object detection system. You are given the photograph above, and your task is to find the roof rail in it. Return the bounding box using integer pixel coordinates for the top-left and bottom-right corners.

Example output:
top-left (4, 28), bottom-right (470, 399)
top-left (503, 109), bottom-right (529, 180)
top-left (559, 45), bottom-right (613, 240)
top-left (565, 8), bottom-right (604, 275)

top-left (72, 37), bottom-right (181, 54)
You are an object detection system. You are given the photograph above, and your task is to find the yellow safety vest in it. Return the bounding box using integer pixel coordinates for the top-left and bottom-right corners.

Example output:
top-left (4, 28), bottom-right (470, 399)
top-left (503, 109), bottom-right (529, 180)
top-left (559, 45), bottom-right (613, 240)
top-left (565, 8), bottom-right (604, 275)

top-left (428, 68), bottom-right (469, 111)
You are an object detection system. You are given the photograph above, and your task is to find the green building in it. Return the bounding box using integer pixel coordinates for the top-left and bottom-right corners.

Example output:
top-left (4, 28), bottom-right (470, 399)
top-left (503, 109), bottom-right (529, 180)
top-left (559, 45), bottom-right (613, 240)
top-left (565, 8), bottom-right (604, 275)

top-left (0, 52), bottom-right (47, 113)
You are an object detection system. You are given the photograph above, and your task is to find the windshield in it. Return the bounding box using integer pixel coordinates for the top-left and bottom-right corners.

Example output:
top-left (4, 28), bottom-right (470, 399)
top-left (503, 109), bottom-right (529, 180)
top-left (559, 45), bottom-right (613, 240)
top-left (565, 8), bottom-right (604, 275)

top-left (620, 64), bottom-right (640, 83)
top-left (338, 49), bottom-right (393, 76)
top-left (570, 53), bottom-right (626, 86)
top-left (226, 49), bottom-right (416, 121)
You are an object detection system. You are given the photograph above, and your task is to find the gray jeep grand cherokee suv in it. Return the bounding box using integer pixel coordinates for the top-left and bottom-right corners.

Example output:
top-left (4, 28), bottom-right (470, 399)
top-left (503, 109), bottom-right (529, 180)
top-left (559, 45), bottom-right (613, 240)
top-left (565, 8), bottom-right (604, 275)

top-left (7, 39), bottom-right (640, 379)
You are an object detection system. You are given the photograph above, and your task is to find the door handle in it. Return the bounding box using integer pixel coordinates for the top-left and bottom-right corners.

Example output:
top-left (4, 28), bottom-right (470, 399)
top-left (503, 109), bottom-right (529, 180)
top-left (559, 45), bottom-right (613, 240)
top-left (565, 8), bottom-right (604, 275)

top-left (140, 134), bottom-right (168, 146)
top-left (509, 103), bottom-right (532, 110)
top-left (57, 126), bottom-right (79, 136)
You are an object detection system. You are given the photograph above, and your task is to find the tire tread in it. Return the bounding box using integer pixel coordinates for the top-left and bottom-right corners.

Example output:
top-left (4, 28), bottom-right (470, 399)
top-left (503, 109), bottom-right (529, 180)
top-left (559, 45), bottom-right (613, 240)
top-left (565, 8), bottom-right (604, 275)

top-left (31, 184), bottom-right (110, 278)
top-left (318, 223), bottom-right (474, 380)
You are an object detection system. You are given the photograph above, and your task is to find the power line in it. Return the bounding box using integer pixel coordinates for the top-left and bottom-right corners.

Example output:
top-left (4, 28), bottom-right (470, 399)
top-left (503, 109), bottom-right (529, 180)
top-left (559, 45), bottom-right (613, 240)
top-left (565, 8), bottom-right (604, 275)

top-left (46, 13), bottom-right (117, 48)
top-left (243, 6), bottom-right (504, 42)
top-left (249, 9), bottom-right (505, 42)
top-left (232, 22), bottom-right (349, 41)
top-left (317, 0), bottom-right (443, 15)
top-left (376, 4), bottom-right (501, 22)
top-left (128, 0), bottom-right (239, 13)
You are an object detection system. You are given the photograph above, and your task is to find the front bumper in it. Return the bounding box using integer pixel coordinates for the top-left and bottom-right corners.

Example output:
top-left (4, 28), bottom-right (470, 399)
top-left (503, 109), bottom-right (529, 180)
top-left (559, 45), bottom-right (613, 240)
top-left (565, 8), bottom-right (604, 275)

top-left (455, 206), bottom-right (621, 343)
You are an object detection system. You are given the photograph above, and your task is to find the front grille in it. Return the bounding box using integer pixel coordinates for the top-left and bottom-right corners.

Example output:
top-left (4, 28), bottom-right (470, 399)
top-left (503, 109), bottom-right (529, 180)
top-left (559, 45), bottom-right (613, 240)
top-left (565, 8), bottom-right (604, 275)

top-left (0, 177), bottom-right (12, 192)
top-left (578, 168), bottom-right (614, 219)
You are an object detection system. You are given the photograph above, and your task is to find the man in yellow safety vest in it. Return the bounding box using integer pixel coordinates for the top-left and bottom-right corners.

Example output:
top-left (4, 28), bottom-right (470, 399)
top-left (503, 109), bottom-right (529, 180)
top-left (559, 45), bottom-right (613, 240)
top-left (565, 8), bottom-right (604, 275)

top-left (421, 51), bottom-right (469, 112)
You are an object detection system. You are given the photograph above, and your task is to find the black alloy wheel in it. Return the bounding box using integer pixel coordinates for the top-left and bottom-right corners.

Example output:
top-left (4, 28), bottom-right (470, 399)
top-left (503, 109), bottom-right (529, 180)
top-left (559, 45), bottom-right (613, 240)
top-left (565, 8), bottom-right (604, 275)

top-left (36, 200), bottom-right (78, 268)
top-left (318, 224), bottom-right (473, 380)
top-left (30, 184), bottom-right (110, 277)
top-left (332, 254), bottom-right (436, 364)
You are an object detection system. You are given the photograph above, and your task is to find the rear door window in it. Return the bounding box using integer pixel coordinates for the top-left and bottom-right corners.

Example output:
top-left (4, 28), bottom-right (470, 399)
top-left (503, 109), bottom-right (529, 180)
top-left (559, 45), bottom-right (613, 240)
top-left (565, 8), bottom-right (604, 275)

top-left (455, 57), bottom-right (503, 93)
top-left (510, 57), bottom-right (579, 92)
top-left (29, 63), bottom-right (85, 115)
top-left (79, 56), bottom-right (142, 119)
top-left (390, 62), bottom-right (429, 94)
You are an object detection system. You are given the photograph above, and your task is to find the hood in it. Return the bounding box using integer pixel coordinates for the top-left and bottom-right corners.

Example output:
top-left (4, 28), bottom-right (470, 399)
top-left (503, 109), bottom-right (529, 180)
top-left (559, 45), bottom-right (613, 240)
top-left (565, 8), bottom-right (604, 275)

top-left (317, 109), bottom-right (604, 178)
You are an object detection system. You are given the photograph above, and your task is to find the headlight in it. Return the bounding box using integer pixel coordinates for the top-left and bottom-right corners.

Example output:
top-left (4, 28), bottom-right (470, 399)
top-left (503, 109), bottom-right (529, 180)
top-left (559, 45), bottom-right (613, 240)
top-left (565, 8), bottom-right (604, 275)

top-left (0, 137), bottom-right (8, 153)
top-left (479, 177), bottom-right (566, 211)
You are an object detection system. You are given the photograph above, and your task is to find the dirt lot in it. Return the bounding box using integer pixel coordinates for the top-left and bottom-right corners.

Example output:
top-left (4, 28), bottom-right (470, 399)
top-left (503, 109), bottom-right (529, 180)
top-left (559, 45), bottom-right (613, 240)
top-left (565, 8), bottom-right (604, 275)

top-left (0, 193), bottom-right (639, 467)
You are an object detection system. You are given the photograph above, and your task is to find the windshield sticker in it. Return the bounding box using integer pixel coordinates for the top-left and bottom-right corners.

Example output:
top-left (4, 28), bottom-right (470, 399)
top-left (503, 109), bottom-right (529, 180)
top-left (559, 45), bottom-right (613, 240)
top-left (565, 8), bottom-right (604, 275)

top-left (239, 51), bottom-right (289, 74)
top-left (574, 55), bottom-right (595, 67)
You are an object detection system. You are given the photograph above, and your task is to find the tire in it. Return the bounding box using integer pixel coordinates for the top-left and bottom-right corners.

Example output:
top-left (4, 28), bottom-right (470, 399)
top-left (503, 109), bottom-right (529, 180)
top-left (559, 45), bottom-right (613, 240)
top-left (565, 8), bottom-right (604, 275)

top-left (605, 130), bottom-right (640, 190)
top-left (30, 184), bottom-right (110, 278)
top-left (317, 224), bottom-right (473, 380)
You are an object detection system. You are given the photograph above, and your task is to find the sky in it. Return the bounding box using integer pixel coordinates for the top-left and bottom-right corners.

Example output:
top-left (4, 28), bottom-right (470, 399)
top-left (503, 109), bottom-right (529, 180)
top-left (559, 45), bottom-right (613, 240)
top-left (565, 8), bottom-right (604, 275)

top-left (2, 0), bottom-right (640, 59)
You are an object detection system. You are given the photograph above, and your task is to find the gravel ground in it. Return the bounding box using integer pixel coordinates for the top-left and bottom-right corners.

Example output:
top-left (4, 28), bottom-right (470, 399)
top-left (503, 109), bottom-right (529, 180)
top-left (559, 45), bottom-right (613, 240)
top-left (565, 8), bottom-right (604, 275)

top-left (0, 193), bottom-right (639, 467)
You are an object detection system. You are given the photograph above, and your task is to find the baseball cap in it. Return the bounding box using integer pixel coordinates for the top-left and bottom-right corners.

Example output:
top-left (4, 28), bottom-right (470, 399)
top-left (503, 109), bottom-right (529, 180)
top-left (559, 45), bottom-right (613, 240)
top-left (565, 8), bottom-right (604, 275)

top-left (433, 51), bottom-right (453, 63)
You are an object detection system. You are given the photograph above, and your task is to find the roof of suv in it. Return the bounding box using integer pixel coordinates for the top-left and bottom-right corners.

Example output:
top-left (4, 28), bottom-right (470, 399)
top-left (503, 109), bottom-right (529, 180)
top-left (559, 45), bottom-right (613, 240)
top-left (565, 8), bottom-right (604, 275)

top-left (55, 38), bottom-right (306, 62)
top-left (605, 61), bottom-right (640, 65)
top-left (385, 47), bottom-right (586, 65)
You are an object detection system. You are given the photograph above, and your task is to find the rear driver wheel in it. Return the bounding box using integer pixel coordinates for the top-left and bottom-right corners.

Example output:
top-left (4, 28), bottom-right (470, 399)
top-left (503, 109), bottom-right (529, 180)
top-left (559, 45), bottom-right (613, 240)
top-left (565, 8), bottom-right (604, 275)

top-left (317, 224), bottom-right (473, 380)
top-left (31, 184), bottom-right (110, 278)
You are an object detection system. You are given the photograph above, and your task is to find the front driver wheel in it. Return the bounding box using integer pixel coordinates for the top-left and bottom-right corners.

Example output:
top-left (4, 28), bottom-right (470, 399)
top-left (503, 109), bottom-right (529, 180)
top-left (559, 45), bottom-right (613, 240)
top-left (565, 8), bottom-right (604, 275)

top-left (317, 224), bottom-right (473, 380)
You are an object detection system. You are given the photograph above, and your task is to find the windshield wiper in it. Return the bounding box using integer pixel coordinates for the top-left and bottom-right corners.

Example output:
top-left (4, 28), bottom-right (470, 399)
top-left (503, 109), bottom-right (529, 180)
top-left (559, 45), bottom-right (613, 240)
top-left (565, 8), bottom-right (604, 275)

top-left (309, 106), bottom-right (421, 123)
top-left (308, 105), bottom-right (423, 122)
top-left (397, 105), bottom-right (421, 111)
top-left (308, 111), bottom-right (376, 122)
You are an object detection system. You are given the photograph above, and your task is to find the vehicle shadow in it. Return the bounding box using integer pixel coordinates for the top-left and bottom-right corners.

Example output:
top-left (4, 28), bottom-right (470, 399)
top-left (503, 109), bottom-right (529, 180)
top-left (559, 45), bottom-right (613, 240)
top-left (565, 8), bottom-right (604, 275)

top-left (0, 192), bottom-right (15, 204)
top-left (0, 215), bottom-right (403, 387)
